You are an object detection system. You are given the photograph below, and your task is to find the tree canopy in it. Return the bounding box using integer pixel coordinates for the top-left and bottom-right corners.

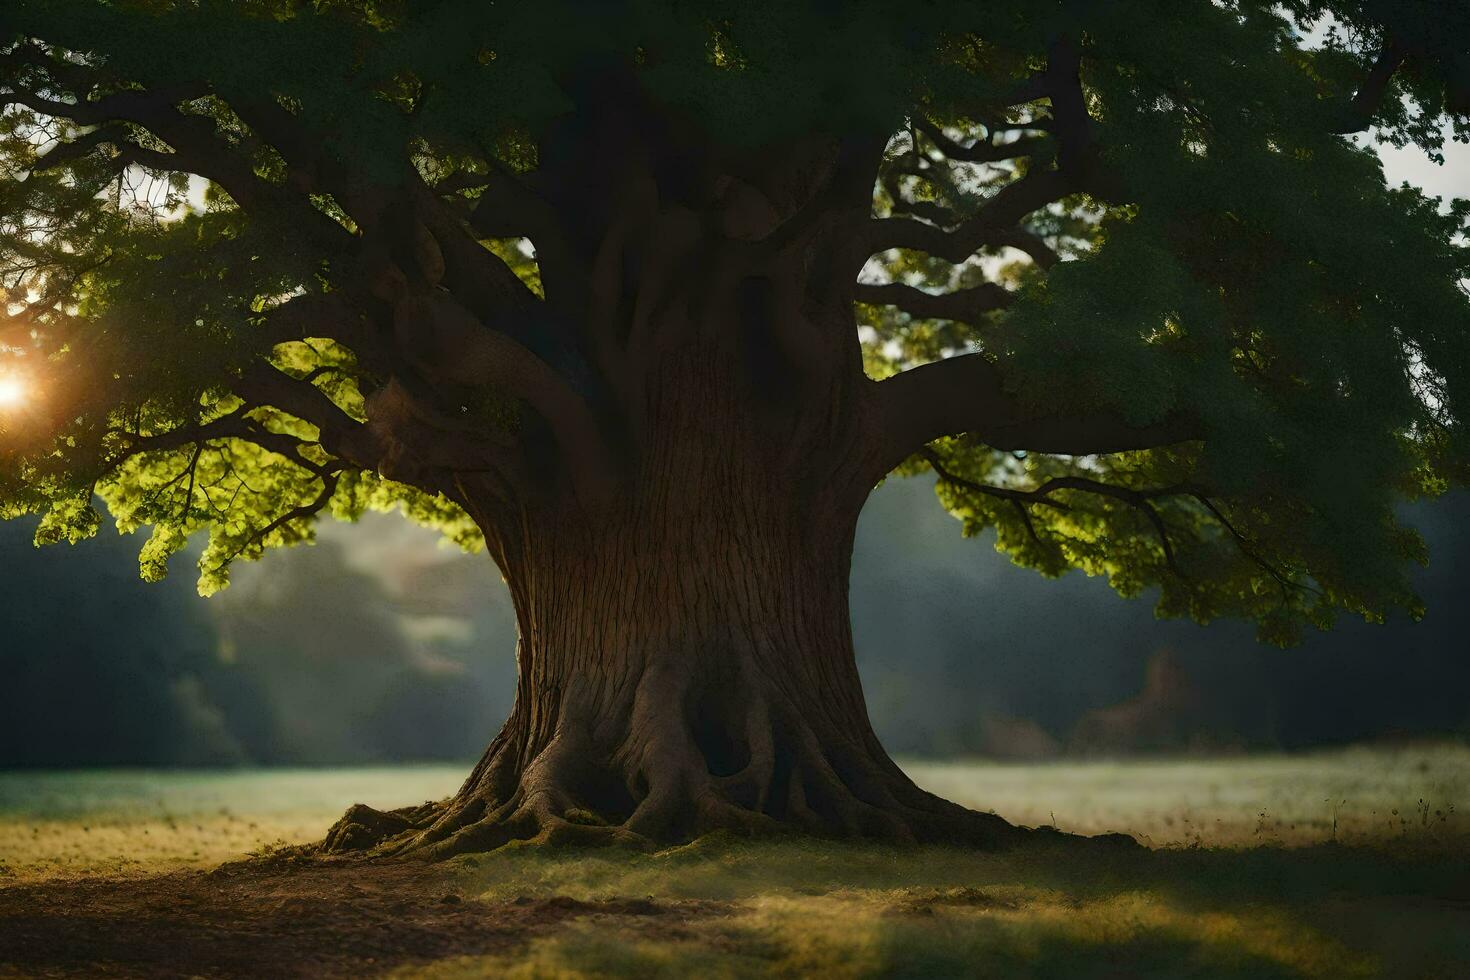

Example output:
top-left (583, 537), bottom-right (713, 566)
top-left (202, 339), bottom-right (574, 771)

top-left (1, 0), bottom-right (1467, 643)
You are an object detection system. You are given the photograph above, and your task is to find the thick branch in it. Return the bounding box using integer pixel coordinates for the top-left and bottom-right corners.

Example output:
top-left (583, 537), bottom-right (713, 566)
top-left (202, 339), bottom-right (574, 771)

top-left (467, 175), bottom-right (584, 307)
top-left (1042, 36), bottom-right (1097, 176)
top-left (234, 361), bottom-right (382, 470)
top-left (225, 96), bottom-right (387, 225)
top-left (1330, 42), bottom-right (1407, 134)
top-left (409, 180), bottom-right (543, 317)
top-left (104, 408), bottom-right (338, 486)
top-left (391, 291), bottom-right (615, 499)
top-left (865, 351), bottom-right (1200, 479)
top-left (255, 291), bottom-right (375, 352)
top-left (28, 125), bottom-right (121, 172)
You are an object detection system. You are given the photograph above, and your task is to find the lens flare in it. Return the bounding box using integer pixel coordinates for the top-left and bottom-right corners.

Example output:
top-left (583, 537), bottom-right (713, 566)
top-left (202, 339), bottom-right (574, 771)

top-left (0, 375), bottom-right (27, 408)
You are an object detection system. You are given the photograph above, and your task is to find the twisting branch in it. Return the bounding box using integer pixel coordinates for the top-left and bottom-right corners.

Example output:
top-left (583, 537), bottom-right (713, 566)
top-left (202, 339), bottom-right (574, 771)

top-left (3, 82), bottom-right (350, 245)
top-left (105, 404), bottom-right (340, 476)
top-left (919, 445), bottom-right (1182, 575)
top-left (877, 147), bottom-right (1062, 271)
top-left (867, 37), bottom-right (1110, 272)
top-left (408, 178), bottom-right (544, 317)
top-left (919, 445), bottom-right (1327, 599)
top-left (234, 361), bottom-right (383, 471)
top-left (27, 125), bottom-right (122, 172)
top-left (918, 445), bottom-right (1071, 510)
top-left (866, 168), bottom-right (1077, 264)
top-left (225, 96), bottom-right (388, 226)
top-left (106, 406), bottom-right (253, 458)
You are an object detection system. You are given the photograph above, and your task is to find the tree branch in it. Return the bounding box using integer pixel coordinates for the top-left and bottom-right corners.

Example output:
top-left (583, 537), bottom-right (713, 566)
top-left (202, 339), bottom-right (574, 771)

top-left (234, 361), bottom-right (383, 471)
top-left (913, 118), bottom-right (1051, 164)
top-left (206, 470), bottom-right (339, 577)
top-left (5, 83), bottom-right (349, 245)
top-left (389, 291), bottom-right (615, 500)
top-left (254, 291), bottom-right (374, 352)
top-left (1330, 42), bottom-right (1407, 134)
top-left (865, 168), bottom-right (1076, 265)
top-left (408, 179), bottom-right (543, 317)
top-left (467, 175), bottom-right (584, 306)
top-left (921, 446), bottom-right (1186, 579)
top-left (865, 351), bottom-right (1200, 479)
top-left (103, 405), bottom-right (343, 491)
top-left (922, 444), bottom-right (1321, 601)
top-left (854, 281), bottom-right (1015, 322)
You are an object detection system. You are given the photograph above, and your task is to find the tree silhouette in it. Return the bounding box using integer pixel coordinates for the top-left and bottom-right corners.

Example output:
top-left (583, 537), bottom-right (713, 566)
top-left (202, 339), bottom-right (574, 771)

top-left (1, 0), bottom-right (1466, 853)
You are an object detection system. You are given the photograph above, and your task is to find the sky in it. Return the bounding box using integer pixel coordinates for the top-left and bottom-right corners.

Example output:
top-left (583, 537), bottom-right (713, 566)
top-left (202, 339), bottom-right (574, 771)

top-left (1369, 130), bottom-right (1470, 201)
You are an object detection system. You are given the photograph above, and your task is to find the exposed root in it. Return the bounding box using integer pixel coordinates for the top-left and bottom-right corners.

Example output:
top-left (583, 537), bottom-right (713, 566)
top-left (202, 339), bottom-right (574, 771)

top-left (314, 711), bottom-right (1132, 862)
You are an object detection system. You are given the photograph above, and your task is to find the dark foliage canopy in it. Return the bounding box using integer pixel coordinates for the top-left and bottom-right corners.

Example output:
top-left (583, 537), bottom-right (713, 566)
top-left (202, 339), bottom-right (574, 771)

top-left (1, 0), bottom-right (1467, 643)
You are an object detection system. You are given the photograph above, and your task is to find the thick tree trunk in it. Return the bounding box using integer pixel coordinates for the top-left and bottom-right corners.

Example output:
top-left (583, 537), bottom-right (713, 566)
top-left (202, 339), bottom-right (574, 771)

top-left (322, 351), bottom-right (1023, 857)
top-left (327, 497), bottom-right (1017, 856)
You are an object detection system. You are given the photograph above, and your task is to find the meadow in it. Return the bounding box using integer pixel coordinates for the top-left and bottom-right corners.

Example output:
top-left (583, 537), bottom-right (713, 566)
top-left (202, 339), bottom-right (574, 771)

top-left (1, 743), bottom-right (1468, 977)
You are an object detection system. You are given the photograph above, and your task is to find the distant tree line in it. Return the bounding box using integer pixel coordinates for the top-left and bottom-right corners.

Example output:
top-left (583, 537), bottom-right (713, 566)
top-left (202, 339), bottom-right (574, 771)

top-left (1, 482), bottom-right (1464, 768)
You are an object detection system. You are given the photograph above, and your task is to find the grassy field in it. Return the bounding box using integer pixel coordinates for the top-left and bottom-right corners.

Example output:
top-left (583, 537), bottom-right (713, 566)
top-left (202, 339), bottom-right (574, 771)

top-left (2, 744), bottom-right (1468, 977)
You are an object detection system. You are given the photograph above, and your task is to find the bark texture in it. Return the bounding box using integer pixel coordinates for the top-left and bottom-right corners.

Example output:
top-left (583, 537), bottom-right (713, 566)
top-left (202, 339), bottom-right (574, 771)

top-left (324, 345), bottom-right (1022, 857)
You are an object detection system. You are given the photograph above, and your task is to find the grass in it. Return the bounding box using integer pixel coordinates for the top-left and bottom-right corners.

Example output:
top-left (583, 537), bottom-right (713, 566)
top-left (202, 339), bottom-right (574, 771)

top-left (2, 744), bottom-right (1469, 977)
top-left (405, 834), bottom-right (1470, 978)
top-left (0, 765), bottom-right (466, 878)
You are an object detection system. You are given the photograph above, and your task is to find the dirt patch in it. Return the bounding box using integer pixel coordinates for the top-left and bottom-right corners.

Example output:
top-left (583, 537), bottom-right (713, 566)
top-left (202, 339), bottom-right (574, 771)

top-left (887, 885), bottom-right (1022, 917)
top-left (0, 859), bottom-right (730, 978)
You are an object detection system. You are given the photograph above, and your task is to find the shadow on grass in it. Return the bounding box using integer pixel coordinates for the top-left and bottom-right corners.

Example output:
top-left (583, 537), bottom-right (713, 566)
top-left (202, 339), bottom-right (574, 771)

top-left (423, 834), bottom-right (1470, 979)
top-left (4, 833), bottom-right (1465, 977)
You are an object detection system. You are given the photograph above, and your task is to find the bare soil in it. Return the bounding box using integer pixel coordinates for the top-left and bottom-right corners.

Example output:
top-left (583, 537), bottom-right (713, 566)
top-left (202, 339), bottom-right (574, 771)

top-left (0, 858), bottom-right (729, 978)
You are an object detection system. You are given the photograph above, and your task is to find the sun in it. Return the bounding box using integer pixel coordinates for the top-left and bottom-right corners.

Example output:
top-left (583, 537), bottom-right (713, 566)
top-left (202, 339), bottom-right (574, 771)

top-left (0, 375), bottom-right (28, 408)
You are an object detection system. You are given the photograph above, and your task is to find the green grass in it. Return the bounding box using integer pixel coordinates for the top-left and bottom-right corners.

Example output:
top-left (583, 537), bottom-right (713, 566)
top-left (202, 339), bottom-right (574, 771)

top-left (0, 765), bottom-right (466, 878)
top-left (2, 744), bottom-right (1468, 977)
top-left (3, 743), bottom-right (1465, 878)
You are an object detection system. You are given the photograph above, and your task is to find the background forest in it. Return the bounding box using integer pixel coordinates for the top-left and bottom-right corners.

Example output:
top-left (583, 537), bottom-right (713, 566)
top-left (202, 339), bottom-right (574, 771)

top-left (3, 477), bottom-right (1466, 768)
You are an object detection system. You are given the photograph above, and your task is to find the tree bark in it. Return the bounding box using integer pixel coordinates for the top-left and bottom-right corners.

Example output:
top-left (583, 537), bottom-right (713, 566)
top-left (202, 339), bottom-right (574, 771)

top-left (322, 349), bottom-right (1023, 858)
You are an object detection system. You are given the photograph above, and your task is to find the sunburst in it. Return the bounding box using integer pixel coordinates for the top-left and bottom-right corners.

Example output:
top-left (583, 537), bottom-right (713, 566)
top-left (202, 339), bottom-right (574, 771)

top-left (0, 374), bottom-right (28, 409)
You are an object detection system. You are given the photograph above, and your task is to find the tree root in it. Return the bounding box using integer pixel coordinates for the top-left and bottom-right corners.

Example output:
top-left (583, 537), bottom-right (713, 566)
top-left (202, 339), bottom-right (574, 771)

top-left (315, 702), bottom-right (1138, 861)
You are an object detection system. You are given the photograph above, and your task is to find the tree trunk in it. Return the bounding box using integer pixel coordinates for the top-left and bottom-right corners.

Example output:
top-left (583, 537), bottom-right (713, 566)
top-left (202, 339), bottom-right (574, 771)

top-left (322, 350), bottom-right (1023, 858)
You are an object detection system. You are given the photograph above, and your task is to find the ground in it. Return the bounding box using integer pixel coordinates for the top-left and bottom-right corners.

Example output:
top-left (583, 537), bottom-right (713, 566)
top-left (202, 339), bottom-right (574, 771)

top-left (1, 744), bottom-right (1467, 978)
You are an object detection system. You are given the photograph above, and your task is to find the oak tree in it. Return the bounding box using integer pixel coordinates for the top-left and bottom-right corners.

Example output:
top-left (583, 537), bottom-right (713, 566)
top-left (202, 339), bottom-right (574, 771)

top-left (1, 0), bottom-right (1467, 855)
